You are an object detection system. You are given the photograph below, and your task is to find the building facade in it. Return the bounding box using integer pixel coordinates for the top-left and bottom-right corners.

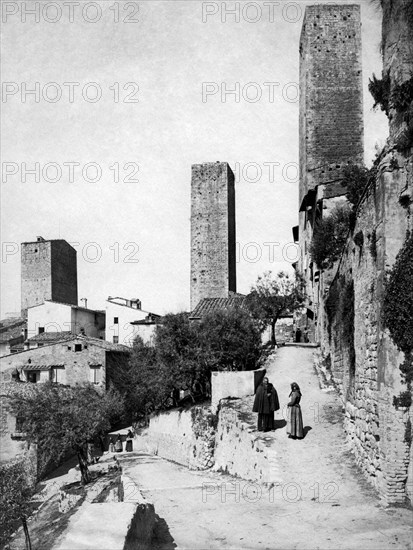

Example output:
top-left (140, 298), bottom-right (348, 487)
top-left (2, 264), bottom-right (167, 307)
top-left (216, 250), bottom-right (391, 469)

top-left (106, 296), bottom-right (161, 346)
top-left (26, 300), bottom-right (105, 345)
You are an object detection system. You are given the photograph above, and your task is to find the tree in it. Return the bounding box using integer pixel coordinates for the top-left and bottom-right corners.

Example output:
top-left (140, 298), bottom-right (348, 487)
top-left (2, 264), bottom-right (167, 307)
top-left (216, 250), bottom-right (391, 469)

top-left (246, 271), bottom-right (305, 346)
top-left (9, 383), bottom-right (124, 485)
top-left (199, 307), bottom-right (262, 372)
top-left (154, 312), bottom-right (202, 394)
top-left (0, 461), bottom-right (34, 550)
top-left (109, 336), bottom-right (164, 423)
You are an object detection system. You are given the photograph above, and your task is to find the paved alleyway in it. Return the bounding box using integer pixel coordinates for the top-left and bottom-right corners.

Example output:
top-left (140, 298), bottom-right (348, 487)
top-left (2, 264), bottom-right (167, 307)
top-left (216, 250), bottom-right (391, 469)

top-left (121, 347), bottom-right (412, 550)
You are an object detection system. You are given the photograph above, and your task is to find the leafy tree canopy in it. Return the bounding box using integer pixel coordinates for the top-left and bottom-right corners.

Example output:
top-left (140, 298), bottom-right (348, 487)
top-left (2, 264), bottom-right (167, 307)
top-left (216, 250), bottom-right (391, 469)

top-left (246, 271), bottom-right (305, 345)
top-left (9, 383), bottom-right (124, 484)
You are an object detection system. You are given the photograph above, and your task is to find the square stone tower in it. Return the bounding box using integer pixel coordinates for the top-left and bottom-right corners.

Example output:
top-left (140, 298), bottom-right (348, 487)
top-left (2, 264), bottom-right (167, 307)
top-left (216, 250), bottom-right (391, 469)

top-left (296, 4), bottom-right (364, 339)
top-left (190, 162), bottom-right (236, 311)
top-left (21, 237), bottom-right (78, 315)
top-left (299, 3), bottom-right (364, 205)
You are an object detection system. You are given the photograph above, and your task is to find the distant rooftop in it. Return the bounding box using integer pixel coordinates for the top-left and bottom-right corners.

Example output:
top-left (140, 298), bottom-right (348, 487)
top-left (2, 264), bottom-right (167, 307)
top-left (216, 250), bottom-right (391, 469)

top-left (189, 295), bottom-right (247, 320)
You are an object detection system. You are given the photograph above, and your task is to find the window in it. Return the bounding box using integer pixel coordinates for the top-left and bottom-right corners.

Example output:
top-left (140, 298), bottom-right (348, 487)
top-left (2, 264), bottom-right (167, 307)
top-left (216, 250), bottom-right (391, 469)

top-left (27, 371), bottom-right (38, 383)
top-left (114, 317), bottom-right (119, 324)
top-left (67, 346), bottom-right (72, 351)
top-left (74, 344), bottom-right (82, 352)
top-left (38, 327), bottom-right (45, 334)
top-left (89, 366), bottom-right (101, 385)
top-left (52, 367), bottom-right (65, 384)
top-left (37, 343), bottom-right (44, 347)
top-left (113, 336), bottom-right (119, 344)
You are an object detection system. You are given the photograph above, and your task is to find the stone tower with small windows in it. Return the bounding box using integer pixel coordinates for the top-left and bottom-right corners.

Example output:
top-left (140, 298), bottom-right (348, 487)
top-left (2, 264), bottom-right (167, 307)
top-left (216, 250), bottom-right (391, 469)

top-left (21, 237), bottom-right (78, 315)
top-left (190, 162), bottom-right (236, 311)
top-left (296, 4), bottom-right (364, 337)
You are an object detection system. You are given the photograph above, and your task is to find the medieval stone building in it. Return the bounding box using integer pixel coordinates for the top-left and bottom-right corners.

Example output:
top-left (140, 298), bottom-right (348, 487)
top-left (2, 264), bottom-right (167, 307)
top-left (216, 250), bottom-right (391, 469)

top-left (297, 2), bottom-right (413, 504)
top-left (296, 4), bottom-right (364, 340)
top-left (21, 236), bottom-right (78, 315)
top-left (190, 162), bottom-right (237, 311)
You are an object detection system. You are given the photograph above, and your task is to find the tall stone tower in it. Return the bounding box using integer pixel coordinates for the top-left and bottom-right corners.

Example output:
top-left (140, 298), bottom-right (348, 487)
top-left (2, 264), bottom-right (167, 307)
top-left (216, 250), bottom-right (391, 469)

top-left (21, 237), bottom-right (78, 315)
top-left (190, 162), bottom-right (236, 311)
top-left (296, 4), bottom-right (364, 339)
top-left (299, 4), bottom-right (364, 206)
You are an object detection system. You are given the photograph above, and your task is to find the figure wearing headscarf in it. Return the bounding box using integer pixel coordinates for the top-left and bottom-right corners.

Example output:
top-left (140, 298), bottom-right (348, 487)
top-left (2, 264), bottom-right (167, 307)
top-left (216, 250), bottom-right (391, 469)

top-left (286, 382), bottom-right (304, 439)
top-left (252, 377), bottom-right (280, 432)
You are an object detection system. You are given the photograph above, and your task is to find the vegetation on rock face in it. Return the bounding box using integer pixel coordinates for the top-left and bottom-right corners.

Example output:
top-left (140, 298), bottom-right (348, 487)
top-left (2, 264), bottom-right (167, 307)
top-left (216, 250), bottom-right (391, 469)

top-left (382, 231), bottom-right (413, 408)
top-left (369, 72), bottom-right (391, 114)
top-left (342, 164), bottom-right (370, 206)
top-left (325, 277), bottom-right (355, 376)
top-left (9, 383), bottom-right (124, 484)
top-left (310, 204), bottom-right (353, 269)
top-left (246, 271), bottom-right (305, 345)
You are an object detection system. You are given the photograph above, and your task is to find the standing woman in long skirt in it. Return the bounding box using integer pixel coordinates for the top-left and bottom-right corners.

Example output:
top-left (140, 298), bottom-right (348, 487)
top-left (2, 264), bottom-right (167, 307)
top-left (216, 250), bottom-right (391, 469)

top-left (286, 382), bottom-right (304, 439)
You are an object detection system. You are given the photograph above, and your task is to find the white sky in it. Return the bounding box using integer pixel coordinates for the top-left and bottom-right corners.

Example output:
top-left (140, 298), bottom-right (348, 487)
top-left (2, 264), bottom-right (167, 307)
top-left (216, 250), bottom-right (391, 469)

top-left (1, 0), bottom-right (387, 317)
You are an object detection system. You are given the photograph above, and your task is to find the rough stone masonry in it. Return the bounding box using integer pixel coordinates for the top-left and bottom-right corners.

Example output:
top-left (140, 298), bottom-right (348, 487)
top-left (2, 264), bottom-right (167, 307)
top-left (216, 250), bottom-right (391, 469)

top-left (190, 162), bottom-right (236, 311)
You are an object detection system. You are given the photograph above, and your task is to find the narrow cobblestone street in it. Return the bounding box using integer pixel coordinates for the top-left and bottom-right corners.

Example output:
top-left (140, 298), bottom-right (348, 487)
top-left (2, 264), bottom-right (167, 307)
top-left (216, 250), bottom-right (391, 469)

top-left (120, 347), bottom-right (412, 550)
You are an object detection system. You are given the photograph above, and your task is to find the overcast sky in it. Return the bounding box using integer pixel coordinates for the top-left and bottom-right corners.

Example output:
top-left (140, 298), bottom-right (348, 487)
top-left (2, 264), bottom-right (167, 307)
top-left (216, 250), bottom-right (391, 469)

top-left (1, 0), bottom-right (387, 317)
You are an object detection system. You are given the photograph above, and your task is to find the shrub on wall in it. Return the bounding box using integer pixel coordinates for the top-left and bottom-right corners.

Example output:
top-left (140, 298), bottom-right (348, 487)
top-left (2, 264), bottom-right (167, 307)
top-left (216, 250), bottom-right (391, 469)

top-left (369, 72), bottom-right (391, 114)
top-left (382, 231), bottom-right (413, 408)
top-left (343, 165), bottom-right (370, 206)
top-left (310, 204), bottom-right (352, 269)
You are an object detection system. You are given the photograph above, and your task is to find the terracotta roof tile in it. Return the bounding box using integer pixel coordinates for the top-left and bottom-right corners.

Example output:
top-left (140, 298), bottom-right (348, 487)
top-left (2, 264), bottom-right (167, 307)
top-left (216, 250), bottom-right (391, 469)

top-left (189, 295), bottom-right (247, 319)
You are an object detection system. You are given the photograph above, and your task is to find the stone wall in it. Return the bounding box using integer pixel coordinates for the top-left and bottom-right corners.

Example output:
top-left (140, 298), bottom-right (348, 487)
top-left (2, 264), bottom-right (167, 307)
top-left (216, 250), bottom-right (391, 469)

top-left (299, 4), bottom-right (364, 205)
top-left (139, 405), bottom-right (216, 470)
top-left (213, 398), bottom-right (280, 484)
top-left (318, 147), bottom-right (413, 504)
top-left (190, 162), bottom-right (236, 310)
top-left (0, 339), bottom-right (108, 389)
top-left (21, 239), bottom-right (77, 314)
top-left (211, 368), bottom-right (266, 413)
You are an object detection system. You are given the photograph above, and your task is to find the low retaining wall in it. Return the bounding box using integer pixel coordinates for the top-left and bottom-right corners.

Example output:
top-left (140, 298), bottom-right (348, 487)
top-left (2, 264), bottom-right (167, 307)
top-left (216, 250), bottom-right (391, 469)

top-left (56, 473), bottom-right (156, 550)
top-left (211, 368), bottom-right (266, 413)
top-left (213, 398), bottom-right (281, 484)
top-left (139, 406), bottom-right (216, 470)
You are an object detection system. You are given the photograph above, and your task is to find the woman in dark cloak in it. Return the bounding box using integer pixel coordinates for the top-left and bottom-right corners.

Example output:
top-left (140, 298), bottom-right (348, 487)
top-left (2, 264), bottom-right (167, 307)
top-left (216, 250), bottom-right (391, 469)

top-left (125, 430), bottom-right (134, 452)
top-left (286, 382), bottom-right (304, 439)
top-left (253, 377), bottom-right (280, 432)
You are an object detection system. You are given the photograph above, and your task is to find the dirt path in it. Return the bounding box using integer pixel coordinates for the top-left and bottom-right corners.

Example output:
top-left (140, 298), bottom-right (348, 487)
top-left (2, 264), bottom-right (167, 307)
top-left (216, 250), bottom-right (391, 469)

top-left (120, 347), bottom-right (412, 550)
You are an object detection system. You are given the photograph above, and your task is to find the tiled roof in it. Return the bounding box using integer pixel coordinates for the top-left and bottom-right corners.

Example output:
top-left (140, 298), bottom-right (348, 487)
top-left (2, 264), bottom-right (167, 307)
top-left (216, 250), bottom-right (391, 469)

top-left (84, 336), bottom-right (130, 353)
top-left (26, 331), bottom-right (74, 343)
top-left (0, 318), bottom-right (26, 343)
top-left (190, 296), bottom-right (247, 319)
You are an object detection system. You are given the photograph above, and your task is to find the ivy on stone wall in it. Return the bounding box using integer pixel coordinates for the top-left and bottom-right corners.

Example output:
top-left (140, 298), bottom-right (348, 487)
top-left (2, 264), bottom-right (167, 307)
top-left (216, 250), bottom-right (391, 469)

top-left (310, 204), bottom-right (352, 269)
top-left (325, 277), bottom-right (355, 375)
top-left (342, 164), bottom-right (370, 206)
top-left (382, 231), bottom-right (413, 409)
